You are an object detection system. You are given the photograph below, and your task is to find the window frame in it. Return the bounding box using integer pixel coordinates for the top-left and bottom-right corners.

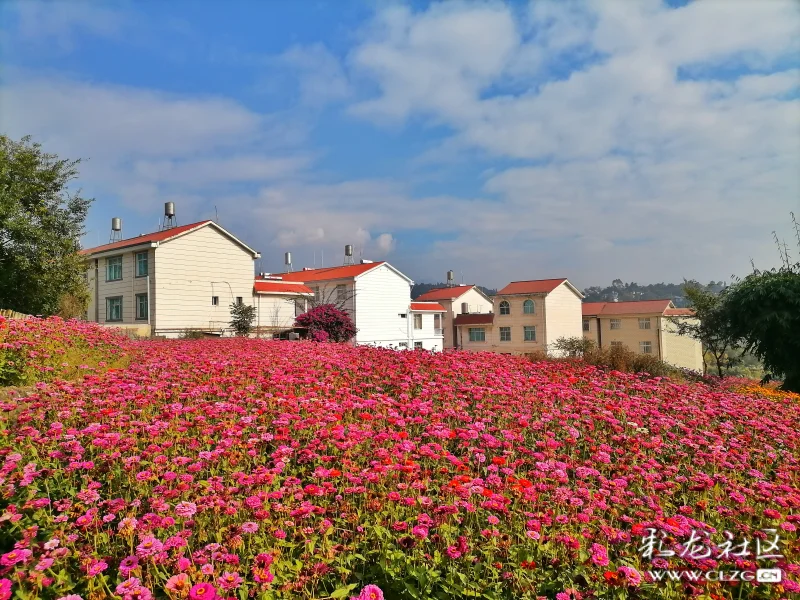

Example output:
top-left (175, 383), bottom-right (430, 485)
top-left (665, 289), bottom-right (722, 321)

top-left (638, 317), bottom-right (651, 330)
top-left (105, 296), bottom-right (123, 322)
top-left (523, 325), bottom-right (536, 342)
top-left (499, 326), bottom-right (511, 342)
top-left (523, 299), bottom-right (535, 314)
top-left (468, 327), bottom-right (486, 342)
top-left (212, 296), bottom-right (219, 306)
top-left (414, 341), bottom-right (423, 349)
top-left (610, 341), bottom-right (624, 348)
top-left (135, 251), bottom-right (149, 278)
top-left (135, 293), bottom-right (148, 321)
top-left (610, 318), bottom-right (622, 330)
top-left (583, 319), bottom-right (590, 332)
top-left (336, 284), bottom-right (347, 302)
top-left (106, 256), bottom-right (123, 282)
top-left (433, 314), bottom-right (441, 330)
top-left (499, 300), bottom-right (510, 315)
top-left (640, 341), bottom-right (653, 354)
top-left (413, 313), bottom-right (423, 330)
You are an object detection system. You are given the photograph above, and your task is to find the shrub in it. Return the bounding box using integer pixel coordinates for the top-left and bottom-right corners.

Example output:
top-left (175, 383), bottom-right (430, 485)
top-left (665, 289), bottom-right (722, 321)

top-left (551, 336), bottom-right (596, 357)
top-left (295, 304), bottom-right (357, 343)
top-left (179, 329), bottom-right (206, 340)
top-left (230, 302), bottom-right (256, 337)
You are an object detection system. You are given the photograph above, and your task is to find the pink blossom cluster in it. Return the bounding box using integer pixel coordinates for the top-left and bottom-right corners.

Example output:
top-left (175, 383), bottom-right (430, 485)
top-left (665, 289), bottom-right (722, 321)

top-left (0, 318), bottom-right (798, 599)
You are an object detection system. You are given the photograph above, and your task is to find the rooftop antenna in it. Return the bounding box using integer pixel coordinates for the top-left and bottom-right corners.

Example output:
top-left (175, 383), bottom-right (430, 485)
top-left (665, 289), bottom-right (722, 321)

top-left (214, 205), bottom-right (219, 224)
top-left (313, 251), bottom-right (316, 268)
top-left (162, 202), bottom-right (177, 230)
top-left (344, 244), bottom-right (355, 266)
top-left (461, 271), bottom-right (464, 285)
top-left (321, 249), bottom-right (324, 268)
top-left (284, 252), bottom-right (293, 273)
top-left (109, 218), bottom-right (122, 243)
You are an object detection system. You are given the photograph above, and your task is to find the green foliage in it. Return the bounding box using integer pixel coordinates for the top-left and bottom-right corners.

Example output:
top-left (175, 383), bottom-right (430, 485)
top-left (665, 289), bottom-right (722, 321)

top-left (582, 279), bottom-right (725, 306)
top-left (0, 134), bottom-right (93, 316)
top-left (179, 329), bottom-right (207, 339)
top-left (547, 337), bottom-right (676, 378)
top-left (721, 265), bottom-right (800, 392)
top-left (230, 302), bottom-right (256, 336)
top-left (551, 336), bottom-right (595, 357)
top-left (670, 284), bottom-right (738, 377)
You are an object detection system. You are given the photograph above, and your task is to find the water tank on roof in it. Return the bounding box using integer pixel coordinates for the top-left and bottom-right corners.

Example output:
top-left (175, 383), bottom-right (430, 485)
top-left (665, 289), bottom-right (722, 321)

top-left (461, 302), bottom-right (468, 314)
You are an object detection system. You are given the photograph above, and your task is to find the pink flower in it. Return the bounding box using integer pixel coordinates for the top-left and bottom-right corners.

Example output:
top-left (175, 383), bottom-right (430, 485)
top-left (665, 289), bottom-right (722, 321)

top-left (165, 573), bottom-right (191, 594)
top-left (1, 548), bottom-right (31, 566)
top-left (359, 585), bottom-right (384, 600)
top-left (136, 536), bottom-right (164, 558)
top-left (56, 596), bottom-right (84, 600)
top-left (241, 522), bottom-right (258, 533)
top-left (0, 580), bottom-right (13, 600)
top-left (188, 583), bottom-right (218, 600)
top-left (273, 529), bottom-right (286, 539)
top-left (411, 526), bottom-right (428, 539)
top-left (590, 543), bottom-right (609, 567)
top-left (218, 571), bottom-right (243, 590)
top-left (175, 502), bottom-right (197, 518)
top-left (120, 555), bottom-right (139, 576)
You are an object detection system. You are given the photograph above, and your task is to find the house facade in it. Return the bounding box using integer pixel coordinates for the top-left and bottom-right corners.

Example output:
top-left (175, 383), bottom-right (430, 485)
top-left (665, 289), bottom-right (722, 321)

top-left (582, 300), bottom-right (703, 371)
top-left (274, 261), bottom-right (444, 350)
top-left (414, 285), bottom-right (493, 349)
top-left (409, 302), bottom-right (446, 351)
top-left (83, 221), bottom-right (260, 337)
top-left (253, 279), bottom-right (313, 334)
top-left (453, 278), bottom-right (583, 355)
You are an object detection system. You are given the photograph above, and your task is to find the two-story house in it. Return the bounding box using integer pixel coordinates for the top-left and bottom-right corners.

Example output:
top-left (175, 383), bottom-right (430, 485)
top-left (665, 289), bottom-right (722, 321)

top-left (414, 285), bottom-right (493, 349)
top-left (82, 220), bottom-right (260, 337)
top-left (454, 278), bottom-right (583, 355)
top-left (274, 260), bottom-right (444, 350)
top-left (582, 300), bottom-right (703, 370)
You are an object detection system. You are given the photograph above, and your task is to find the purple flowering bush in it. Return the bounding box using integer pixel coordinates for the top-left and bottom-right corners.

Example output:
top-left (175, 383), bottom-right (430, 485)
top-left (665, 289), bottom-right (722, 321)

top-left (295, 305), bottom-right (357, 343)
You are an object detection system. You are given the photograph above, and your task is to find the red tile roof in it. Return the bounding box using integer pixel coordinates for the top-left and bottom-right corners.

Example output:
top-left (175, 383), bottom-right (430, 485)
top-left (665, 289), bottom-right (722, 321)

top-left (454, 313), bottom-right (494, 326)
top-left (415, 285), bottom-right (474, 301)
top-left (665, 308), bottom-right (695, 316)
top-left (496, 279), bottom-right (567, 295)
top-left (254, 280), bottom-right (313, 295)
top-left (582, 300), bottom-right (674, 316)
top-left (81, 220), bottom-right (213, 255)
top-left (275, 262), bottom-right (385, 283)
top-left (410, 302), bottom-right (445, 311)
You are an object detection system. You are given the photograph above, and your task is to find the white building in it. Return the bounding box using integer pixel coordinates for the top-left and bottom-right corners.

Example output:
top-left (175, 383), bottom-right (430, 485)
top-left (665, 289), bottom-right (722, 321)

top-left (253, 278), bottom-right (313, 334)
top-left (275, 260), bottom-right (444, 350)
top-left (415, 284), bottom-right (494, 349)
top-left (82, 219), bottom-right (260, 337)
top-left (409, 302), bottom-right (446, 351)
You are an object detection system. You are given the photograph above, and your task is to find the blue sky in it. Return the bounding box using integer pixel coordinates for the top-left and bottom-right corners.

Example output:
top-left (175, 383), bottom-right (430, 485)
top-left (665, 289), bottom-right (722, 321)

top-left (1, 0), bottom-right (798, 289)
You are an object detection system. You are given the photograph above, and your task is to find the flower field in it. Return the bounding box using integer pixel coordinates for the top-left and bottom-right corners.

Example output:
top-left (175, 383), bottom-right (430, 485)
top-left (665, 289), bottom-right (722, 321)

top-left (0, 319), bottom-right (798, 599)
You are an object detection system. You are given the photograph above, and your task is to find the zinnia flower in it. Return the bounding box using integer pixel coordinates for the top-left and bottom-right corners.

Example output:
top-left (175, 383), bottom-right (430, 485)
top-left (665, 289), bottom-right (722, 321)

top-left (359, 585), bottom-right (384, 600)
top-left (188, 583), bottom-right (218, 600)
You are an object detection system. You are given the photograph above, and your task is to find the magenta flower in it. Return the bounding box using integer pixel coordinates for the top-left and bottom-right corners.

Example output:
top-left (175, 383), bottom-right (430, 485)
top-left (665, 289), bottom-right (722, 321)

top-left (188, 583), bottom-right (218, 600)
top-left (359, 585), bottom-right (384, 600)
top-left (0, 580), bottom-right (13, 600)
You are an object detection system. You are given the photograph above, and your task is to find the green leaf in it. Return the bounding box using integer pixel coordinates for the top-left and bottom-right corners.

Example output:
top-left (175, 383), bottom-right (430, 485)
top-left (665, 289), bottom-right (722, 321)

top-left (329, 583), bottom-right (359, 598)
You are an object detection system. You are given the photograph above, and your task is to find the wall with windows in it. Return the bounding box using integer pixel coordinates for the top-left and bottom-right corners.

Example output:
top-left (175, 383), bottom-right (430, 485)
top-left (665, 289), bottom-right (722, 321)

top-left (433, 288), bottom-right (493, 349)
top-left (409, 310), bottom-right (444, 351)
top-left (86, 247), bottom-right (155, 328)
top-left (584, 315), bottom-right (662, 357)
top-left (488, 294), bottom-right (546, 354)
top-left (153, 225), bottom-right (256, 335)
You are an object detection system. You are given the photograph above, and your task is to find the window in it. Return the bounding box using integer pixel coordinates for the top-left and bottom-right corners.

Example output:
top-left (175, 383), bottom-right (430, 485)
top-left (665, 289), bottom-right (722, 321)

top-left (398, 342), bottom-right (408, 348)
top-left (468, 328), bottom-right (485, 342)
top-left (499, 300), bottom-right (510, 315)
top-left (135, 293), bottom-right (148, 320)
top-left (610, 319), bottom-right (622, 330)
top-left (523, 299), bottom-right (535, 314)
top-left (640, 341), bottom-right (652, 354)
top-left (106, 297), bottom-right (122, 322)
top-left (433, 314), bottom-right (441, 330)
top-left (399, 313), bottom-right (407, 318)
top-left (583, 319), bottom-right (590, 332)
top-left (135, 252), bottom-right (148, 277)
top-left (313, 286), bottom-right (320, 303)
top-left (638, 317), bottom-right (651, 330)
top-left (524, 325), bottom-right (536, 342)
top-left (414, 314), bottom-right (423, 329)
top-left (236, 297), bottom-right (243, 306)
top-left (336, 284), bottom-right (346, 302)
top-left (106, 256), bottom-right (122, 281)
top-left (610, 341), bottom-right (624, 348)
top-left (500, 326), bottom-right (511, 342)
top-left (414, 341), bottom-right (423, 349)
top-left (212, 296), bottom-right (219, 306)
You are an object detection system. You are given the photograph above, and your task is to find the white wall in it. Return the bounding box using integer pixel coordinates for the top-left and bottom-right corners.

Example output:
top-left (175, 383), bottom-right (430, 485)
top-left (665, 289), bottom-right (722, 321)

top-left (544, 282), bottom-right (583, 354)
top-left (409, 311), bottom-right (444, 352)
top-left (255, 294), bottom-right (305, 332)
top-left (353, 265), bottom-right (413, 348)
top-left (153, 225), bottom-right (256, 336)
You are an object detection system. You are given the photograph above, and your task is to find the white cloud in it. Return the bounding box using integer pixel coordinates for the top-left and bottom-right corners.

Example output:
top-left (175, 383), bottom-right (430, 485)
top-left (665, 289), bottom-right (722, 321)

top-left (278, 44), bottom-right (351, 106)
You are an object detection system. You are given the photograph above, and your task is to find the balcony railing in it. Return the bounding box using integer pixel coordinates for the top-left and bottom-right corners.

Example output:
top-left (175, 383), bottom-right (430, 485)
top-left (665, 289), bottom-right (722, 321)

top-left (434, 328), bottom-right (443, 336)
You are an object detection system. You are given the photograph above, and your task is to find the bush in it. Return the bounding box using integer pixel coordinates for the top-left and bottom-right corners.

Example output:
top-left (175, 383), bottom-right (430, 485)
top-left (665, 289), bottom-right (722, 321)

top-left (179, 329), bottom-right (206, 340)
top-left (295, 304), bottom-right (357, 343)
top-left (230, 302), bottom-right (256, 336)
top-left (551, 336), bottom-right (595, 357)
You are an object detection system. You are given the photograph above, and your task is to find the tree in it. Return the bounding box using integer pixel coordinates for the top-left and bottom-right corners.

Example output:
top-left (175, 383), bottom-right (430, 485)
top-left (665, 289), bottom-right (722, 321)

top-left (670, 283), bottom-right (738, 377)
top-left (719, 220), bottom-right (800, 392)
top-left (295, 304), bottom-right (357, 343)
top-left (229, 302), bottom-right (256, 336)
top-left (0, 135), bottom-right (93, 316)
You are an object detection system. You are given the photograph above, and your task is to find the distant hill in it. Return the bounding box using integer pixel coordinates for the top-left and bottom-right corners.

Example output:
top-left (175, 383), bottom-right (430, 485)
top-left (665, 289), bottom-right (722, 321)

top-left (581, 279), bottom-right (726, 307)
top-left (412, 282), bottom-right (497, 300)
